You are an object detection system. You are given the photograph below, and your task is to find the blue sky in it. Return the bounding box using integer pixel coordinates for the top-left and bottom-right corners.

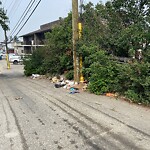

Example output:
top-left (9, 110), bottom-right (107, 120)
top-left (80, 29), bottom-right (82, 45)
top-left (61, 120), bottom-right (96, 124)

top-left (0, 0), bottom-right (107, 42)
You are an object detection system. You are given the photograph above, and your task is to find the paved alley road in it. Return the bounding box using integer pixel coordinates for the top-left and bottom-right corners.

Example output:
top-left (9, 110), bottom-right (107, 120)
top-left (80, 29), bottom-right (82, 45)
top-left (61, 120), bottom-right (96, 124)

top-left (0, 60), bottom-right (150, 150)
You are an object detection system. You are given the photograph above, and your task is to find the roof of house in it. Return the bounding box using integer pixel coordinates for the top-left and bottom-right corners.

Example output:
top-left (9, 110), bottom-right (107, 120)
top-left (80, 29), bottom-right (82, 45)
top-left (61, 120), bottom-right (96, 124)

top-left (20, 20), bottom-right (61, 37)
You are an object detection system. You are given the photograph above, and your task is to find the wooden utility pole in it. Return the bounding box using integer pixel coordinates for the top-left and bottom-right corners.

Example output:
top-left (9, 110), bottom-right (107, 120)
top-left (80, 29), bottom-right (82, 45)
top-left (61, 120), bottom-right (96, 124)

top-left (72, 0), bottom-right (79, 83)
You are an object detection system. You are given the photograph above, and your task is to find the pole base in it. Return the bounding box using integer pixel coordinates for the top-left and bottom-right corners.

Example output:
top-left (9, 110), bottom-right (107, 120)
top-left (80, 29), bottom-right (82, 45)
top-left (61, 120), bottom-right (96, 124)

top-left (80, 76), bottom-right (84, 83)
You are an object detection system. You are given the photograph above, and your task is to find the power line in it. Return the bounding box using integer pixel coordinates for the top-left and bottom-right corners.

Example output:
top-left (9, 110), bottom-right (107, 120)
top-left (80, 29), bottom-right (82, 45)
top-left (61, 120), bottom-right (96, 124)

top-left (7, 0), bottom-right (20, 17)
top-left (15, 0), bottom-right (42, 36)
top-left (10, 0), bottom-right (36, 37)
top-left (6, 0), bottom-right (15, 14)
top-left (9, 0), bottom-right (22, 19)
top-left (3, 0), bottom-right (7, 7)
top-left (80, 0), bottom-right (84, 14)
top-left (10, 0), bottom-right (36, 36)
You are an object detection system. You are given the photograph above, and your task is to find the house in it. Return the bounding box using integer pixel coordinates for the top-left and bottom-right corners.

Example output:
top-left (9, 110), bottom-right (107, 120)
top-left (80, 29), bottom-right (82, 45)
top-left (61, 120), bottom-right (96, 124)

top-left (0, 42), bottom-right (14, 53)
top-left (0, 42), bottom-right (6, 53)
top-left (8, 48), bottom-right (14, 53)
top-left (20, 20), bottom-right (61, 54)
top-left (11, 41), bottom-right (24, 55)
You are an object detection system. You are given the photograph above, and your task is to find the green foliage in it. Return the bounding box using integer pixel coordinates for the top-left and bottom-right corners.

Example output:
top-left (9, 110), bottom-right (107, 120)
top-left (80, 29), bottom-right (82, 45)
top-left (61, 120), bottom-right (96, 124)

top-left (87, 49), bottom-right (150, 103)
top-left (144, 48), bottom-right (150, 63)
top-left (65, 70), bottom-right (74, 80)
top-left (24, 15), bottom-right (73, 76)
top-left (80, 0), bottom-right (150, 56)
top-left (24, 0), bottom-right (150, 105)
top-left (42, 14), bottom-right (73, 75)
top-left (87, 50), bottom-right (119, 94)
top-left (24, 60), bottom-right (34, 76)
top-left (77, 1), bottom-right (150, 104)
top-left (24, 47), bottom-right (46, 76)
top-left (0, 6), bottom-right (9, 30)
top-left (125, 62), bottom-right (150, 104)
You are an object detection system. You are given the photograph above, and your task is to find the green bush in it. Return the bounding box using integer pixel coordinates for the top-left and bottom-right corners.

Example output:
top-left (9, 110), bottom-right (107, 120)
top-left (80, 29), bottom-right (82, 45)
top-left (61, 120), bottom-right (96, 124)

top-left (83, 50), bottom-right (118, 94)
top-left (24, 47), bottom-right (46, 76)
top-left (24, 58), bottom-right (35, 76)
top-left (88, 61), bottom-right (119, 94)
top-left (125, 90), bottom-right (140, 103)
top-left (124, 62), bottom-right (150, 104)
top-left (84, 47), bottom-right (150, 104)
top-left (65, 70), bottom-right (74, 80)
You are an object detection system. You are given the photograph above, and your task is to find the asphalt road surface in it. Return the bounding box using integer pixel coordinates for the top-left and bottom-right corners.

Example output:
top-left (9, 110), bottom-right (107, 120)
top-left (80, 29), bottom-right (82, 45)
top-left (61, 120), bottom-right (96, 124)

top-left (0, 60), bottom-right (150, 150)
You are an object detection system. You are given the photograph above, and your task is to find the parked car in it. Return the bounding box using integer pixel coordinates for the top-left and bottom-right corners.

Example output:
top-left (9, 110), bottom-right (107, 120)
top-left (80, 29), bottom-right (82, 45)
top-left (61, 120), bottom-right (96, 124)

top-left (0, 52), bottom-right (6, 59)
top-left (8, 53), bottom-right (23, 64)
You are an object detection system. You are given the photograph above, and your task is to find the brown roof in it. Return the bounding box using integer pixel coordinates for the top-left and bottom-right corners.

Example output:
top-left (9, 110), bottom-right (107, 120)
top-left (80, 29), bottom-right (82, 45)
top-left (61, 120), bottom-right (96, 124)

top-left (20, 20), bottom-right (61, 37)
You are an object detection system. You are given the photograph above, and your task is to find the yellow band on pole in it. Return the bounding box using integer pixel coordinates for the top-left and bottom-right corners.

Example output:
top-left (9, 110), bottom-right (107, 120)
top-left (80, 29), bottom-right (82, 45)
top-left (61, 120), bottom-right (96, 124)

top-left (78, 22), bottom-right (84, 82)
top-left (6, 54), bottom-right (10, 69)
top-left (79, 55), bottom-right (84, 82)
top-left (78, 22), bottom-right (82, 38)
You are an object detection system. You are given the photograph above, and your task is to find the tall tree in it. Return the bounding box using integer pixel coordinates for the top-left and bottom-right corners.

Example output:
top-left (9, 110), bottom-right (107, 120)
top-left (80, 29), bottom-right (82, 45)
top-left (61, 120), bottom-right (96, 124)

top-left (0, 3), bottom-right (9, 31)
top-left (105, 0), bottom-right (150, 56)
top-left (79, 0), bottom-right (150, 57)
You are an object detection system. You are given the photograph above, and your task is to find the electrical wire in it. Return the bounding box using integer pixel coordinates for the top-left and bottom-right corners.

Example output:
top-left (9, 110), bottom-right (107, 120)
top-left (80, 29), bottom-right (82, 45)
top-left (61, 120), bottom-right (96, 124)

top-left (7, 0), bottom-right (14, 9)
top-left (15, 0), bottom-right (42, 36)
top-left (9, 0), bottom-right (22, 19)
top-left (7, 0), bottom-right (20, 17)
top-left (6, 0), bottom-right (15, 14)
top-left (9, 0), bottom-right (36, 37)
top-left (3, 0), bottom-right (7, 7)
top-left (80, 0), bottom-right (84, 13)
top-left (10, 0), bottom-right (36, 35)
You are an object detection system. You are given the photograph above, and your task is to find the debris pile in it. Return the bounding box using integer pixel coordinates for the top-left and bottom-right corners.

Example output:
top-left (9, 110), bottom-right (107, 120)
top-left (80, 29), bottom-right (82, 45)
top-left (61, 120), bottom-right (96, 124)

top-left (51, 76), bottom-right (88, 94)
top-left (30, 74), bottom-right (88, 94)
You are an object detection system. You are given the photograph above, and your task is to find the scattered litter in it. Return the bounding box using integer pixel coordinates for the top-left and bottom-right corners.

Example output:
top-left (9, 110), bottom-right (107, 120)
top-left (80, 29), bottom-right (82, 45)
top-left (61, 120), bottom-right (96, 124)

top-left (105, 93), bottom-right (117, 97)
top-left (31, 74), bottom-right (46, 79)
top-left (31, 74), bottom-right (40, 79)
top-left (50, 76), bottom-right (88, 94)
top-left (69, 91), bottom-right (80, 94)
top-left (52, 76), bottom-right (60, 83)
top-left (82, 84), bottom-right (88, 91)
top-left (70, 87), bottom-right (79, 91)
top-left (73, 83), bottom-right (88, 91)
top-left (69, 87), bottom-right (79, 94)
top-left (65, 80), bottom-right (74, 87)
top-left (54, 82), bottom-right (66, 88)
top-left (15, 97), bottom-right (23, 100)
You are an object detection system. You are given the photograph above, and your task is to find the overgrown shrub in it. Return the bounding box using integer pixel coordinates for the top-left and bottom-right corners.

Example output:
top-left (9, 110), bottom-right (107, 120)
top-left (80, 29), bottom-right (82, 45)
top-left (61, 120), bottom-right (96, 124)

top-left (24, 47), bottom-right (46, 76)
top-left (24, 57), bottom-right (35, 76)
top-left (87, 52), bottom-right (150, 104)
top-left (124, 62), bottom-right (150, 104)
top-left (87, 52), bottom-right (120, 94)
top-left (65, 70), bottom-right (74, 80)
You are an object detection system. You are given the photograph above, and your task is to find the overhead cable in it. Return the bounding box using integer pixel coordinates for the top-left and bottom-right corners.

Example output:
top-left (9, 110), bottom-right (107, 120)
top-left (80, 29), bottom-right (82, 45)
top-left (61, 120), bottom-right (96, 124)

top-left (15, 0), bottom-right (42, 36)
top-left (7, 0), bottom-right (21, 17)
top-left (6, 0), bottom-right (15, 10)
top-left (3, 0), bottom-right (7, 7)
top-left (10, 0), bottom-right (36, 36)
